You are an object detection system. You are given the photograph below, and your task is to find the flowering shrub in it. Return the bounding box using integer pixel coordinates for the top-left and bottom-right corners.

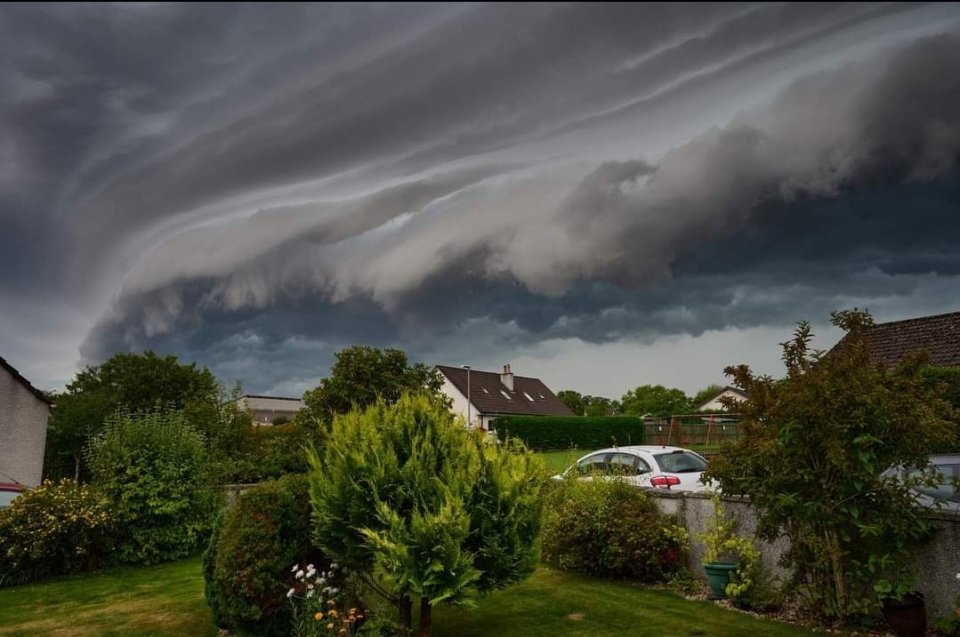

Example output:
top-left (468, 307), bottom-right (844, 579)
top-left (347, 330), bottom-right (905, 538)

top-left (0, 479), bottom-right (112, 586)
top-left (541, 478), bottom-right (689, 582)
top-left (204, 474), bottom-right (326, 636)
top-left (288, 562), bottom-right (368, 637)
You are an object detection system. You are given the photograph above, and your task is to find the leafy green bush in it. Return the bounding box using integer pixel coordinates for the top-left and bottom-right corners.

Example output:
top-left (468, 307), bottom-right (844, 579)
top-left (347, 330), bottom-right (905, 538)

top-left (87, 408), bottom-right (219, 565)
top-left (204, 474), bottom-right (326, 636)
top-left (0, 479), bottom-right (113, 586)
top-left (492, 416), bottom-right (644, 451)
top-left (707, 310), bottom-right (954, 622)
top-left (541, 479), bottom-right (688, 582)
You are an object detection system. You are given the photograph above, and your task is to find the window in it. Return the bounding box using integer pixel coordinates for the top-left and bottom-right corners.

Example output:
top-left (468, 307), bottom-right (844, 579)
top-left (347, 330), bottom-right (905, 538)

top-left (575, 453), bottom-right (612, 476)
top-left (523, 392), bottom-right (535, 402)
top-left (654, 451), bottom-right (707, 473)
top-left (500, 390), bottom-right (512, 400)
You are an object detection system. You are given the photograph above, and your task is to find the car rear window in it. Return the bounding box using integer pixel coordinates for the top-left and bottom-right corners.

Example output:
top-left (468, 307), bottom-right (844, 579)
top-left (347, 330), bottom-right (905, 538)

top-left (653, 451), bottom-right (707, 474)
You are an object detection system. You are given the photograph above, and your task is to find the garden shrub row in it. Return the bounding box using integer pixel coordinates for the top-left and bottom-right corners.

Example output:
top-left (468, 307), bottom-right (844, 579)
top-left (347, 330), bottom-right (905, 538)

top-left (541, 478), bottom-right (688, 581)
top-left (204, 474), bottom-right (326, 637)
top-left (492, 415), bottom-right (645, 451)
top-left (0, 408), bottom-right (219, 587)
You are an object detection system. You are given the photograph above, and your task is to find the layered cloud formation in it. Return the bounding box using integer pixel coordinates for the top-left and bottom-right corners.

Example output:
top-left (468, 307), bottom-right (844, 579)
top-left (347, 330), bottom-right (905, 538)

top-left (2, 3), bottom-right (960, 393)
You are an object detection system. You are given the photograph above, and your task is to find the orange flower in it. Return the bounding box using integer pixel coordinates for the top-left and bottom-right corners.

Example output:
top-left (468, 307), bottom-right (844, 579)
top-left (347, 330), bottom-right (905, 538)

top-left (328, 609), bottom-right (339, 618)
top-left (326, 622), bottom-right (334, 631)
top-left (314, 612), bottom-right (324, 621)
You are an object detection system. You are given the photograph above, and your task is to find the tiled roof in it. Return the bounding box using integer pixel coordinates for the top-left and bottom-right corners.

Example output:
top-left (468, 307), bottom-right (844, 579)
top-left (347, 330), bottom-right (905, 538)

top-left (435, 365), bottom-right (574, 417)
top-left (838, 310), bottom-right (960, 368)
top-left (0, 356), bottom-right (52, 404)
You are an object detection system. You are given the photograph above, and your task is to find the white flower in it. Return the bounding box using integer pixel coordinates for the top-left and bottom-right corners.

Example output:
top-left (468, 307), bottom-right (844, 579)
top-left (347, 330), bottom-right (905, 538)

top-left (291, 564), bottom-right (299, 573)
top-left (307, 584), bottom-right (314, 590)
top-left (296, 570), bottom-right (305, 579)
top-left (287, 588), bottom-right (295, 598)
top-left (330, 587), bottom-right (339, 595)
top-left (956, 572), bottom-right (960, 580)
top-left (307, 563), bottom-right (315, 571)
top-left (330, 563), bottom-right (338, 570)
top-left (307, 589), bottom-right (315, 599)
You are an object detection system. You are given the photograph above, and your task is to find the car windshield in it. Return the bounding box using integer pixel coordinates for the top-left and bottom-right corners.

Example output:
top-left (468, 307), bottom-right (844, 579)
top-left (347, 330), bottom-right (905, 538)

top-left (653, 451), bottom-right (707, 474)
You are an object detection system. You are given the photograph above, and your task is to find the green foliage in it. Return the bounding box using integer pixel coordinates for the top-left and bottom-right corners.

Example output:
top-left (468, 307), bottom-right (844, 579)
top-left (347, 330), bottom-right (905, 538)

top-left (204, 474), bottom-right (324, 636)
top-left (45, 351), bottom-right (220, 481)
top-left (705, 309), bottom-right (954, 623)
top-left (308, 393), bottom-right (546, 637)
top-left (620, 384), bottom-right (692, 417)
top-left (0, 479), bottom-right (113, 586)
top-left (921, 366), bottom-right (960, 450)
top-left (492, 415), bottom-right (644, 451)
top-left (87, 409), bottom-right (219, 565)
top-left (541, 479), bottom-right (689, 582)
top-left (300, 346), bottom-right (444, 427)
top-left (692, 384), bottom-right (726, 408)
top-left (698, 496), bottom-right (776, 610)
top-left (556, 390), bottom-right (584, 415)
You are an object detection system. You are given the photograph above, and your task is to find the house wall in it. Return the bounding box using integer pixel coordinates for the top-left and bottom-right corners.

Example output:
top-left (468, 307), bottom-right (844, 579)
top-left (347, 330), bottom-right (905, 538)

top-left (647, 490), bottom-right (960, 621)
top-left (0, 365), bottom-right (50, 487)
top-left (698, 390), bottom-right (744, 412)
top-left (439, 376), bottom-right (481, 430)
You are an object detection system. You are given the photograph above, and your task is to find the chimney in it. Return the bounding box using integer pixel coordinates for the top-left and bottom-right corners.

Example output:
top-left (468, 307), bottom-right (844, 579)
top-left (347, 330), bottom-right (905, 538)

top-left (500, 364), bottom-right (514, 391)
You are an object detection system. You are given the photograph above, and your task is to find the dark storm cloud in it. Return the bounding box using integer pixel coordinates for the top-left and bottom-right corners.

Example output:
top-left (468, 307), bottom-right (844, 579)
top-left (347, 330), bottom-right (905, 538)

top-left (2, 3), bottom-right (960, 389)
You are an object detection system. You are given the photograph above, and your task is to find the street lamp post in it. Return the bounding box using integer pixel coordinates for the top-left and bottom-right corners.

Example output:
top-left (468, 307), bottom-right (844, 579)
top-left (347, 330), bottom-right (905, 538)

top-left (461, 365), bottom-right (471, 430)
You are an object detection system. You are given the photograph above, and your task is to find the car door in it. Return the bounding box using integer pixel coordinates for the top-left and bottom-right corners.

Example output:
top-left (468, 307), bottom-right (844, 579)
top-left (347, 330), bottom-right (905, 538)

top-left (608, 452), bottom-right (653, 487)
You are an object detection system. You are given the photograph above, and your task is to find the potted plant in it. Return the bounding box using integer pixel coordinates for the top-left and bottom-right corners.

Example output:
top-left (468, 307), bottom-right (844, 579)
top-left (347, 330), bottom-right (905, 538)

top-left (875, 578), bottom-right (926, 637)
top-left (698, 496), bottom-right (755, 600)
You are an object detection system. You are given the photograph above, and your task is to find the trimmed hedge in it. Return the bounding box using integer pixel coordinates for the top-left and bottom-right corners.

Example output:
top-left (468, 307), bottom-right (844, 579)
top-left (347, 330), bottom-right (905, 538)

top-left (492, 416), bottom-right (645, 451)
top-left (204, 474), bottom-right (327, 636)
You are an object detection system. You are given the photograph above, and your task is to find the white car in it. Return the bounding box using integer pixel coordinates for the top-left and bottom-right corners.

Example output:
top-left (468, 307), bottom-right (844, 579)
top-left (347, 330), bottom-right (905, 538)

top-left (883, 454), bottom-right (960, 512)
top-left (555, 445), bottom-right (710, 493)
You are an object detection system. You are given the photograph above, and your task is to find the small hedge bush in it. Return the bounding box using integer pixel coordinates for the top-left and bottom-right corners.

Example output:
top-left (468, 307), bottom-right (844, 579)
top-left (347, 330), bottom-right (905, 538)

top-left (0, 479), bottom-right (113, 586)
top-left (87, 408), bottom-right (218, 565)
top-left (204, 474), bottom-right (326, 636)
top-left (541, 479), bottom-right (688, 582)
top-left (493, 416), bottom-right (645, 451)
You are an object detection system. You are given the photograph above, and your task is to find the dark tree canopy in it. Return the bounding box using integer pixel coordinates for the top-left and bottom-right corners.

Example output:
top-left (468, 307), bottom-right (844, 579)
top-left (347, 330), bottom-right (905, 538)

top-left (301, 346), bottom-right (443, 423)
top-left (45, 351), bottom-right (220, 480)
top-left (620, 384), bottom-right (691, 418)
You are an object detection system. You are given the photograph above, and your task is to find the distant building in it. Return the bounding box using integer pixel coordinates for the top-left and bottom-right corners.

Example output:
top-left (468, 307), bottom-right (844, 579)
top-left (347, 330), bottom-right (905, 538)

top-left (833, 310), bottom-right (960, 368)
top-left (0, 356), bottom-right (51, 487)
top-left (435, 364), bottom-right (573, 431)
top-left (695, 386), bottom-right (747, 412)
top-left (235, 394), bottom-right (305, 426)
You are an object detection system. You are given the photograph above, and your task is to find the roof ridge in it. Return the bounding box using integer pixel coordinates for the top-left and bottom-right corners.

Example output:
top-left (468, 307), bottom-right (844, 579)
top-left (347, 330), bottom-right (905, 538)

top-left (871, 309), bottom-right (960, 329)
top-left (0, 356), bottom-right (52, 405)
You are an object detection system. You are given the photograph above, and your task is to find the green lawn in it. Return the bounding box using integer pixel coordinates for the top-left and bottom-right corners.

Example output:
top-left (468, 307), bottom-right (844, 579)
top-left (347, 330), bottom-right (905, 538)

top-left (537, 449), bottom-right (588, 474)
top-left (0, 559), bottom-right (817, 637)
top-left (0, 558), bottom-right (216, 637)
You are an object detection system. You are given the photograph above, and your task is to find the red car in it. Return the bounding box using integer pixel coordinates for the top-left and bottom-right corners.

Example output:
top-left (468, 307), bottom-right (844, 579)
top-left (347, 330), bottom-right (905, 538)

top-left (0, 483), bottom-right (24, 509)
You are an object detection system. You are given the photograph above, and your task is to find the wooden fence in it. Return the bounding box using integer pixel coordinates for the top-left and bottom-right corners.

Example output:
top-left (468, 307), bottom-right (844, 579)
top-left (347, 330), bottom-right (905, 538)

top-left (643, 414), bottom-right (741, 451)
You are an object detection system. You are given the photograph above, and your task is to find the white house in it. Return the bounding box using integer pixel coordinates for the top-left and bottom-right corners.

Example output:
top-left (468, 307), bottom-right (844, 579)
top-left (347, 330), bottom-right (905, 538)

top-left (0, 356), bottom-right (51, 487)
top-left (695, 386), bottom-right (747, 412)
top-left (233, 394), bottom-right (305, 426)
top-left (435, 364), bottom-right (573, 431)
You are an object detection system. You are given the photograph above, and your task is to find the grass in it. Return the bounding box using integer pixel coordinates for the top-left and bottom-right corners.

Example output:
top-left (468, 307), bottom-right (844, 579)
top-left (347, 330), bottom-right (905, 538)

top-left (0, 559), bottom-right (818, 637)
top-left (0, 558), bottom-right (216, 637)
top-left (537, 449), bottom-right (588, 474)
top-left (435, 567), bottom-right (817, 637)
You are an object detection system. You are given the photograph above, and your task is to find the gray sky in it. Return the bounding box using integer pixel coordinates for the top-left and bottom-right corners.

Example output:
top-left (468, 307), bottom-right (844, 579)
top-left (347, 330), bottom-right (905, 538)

top-left (2, 3), bottom-right (960, 399)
